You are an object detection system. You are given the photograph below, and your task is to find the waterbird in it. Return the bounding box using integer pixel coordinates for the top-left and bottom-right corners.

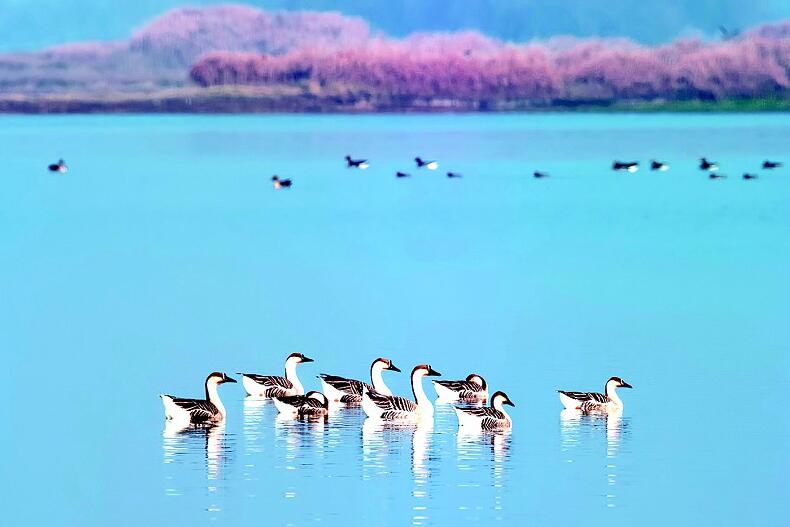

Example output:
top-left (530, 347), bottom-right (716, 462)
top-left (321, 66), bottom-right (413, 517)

top-left (415, 157), bottom-right (439, 170)
top-left (454, 391), bottom-right (514, 430)
top-left (533, 171), bottom-right (550, 178)
top-left (558, 376), bottom-right (632, 413)
top-left (743, 173), bottom-right (759, 180)
top-left (699, 158), bottom-right (719, 171)
top-left (709, 173), bottom-right (727, 179)
top-left (650, 160), bottom-right (669, 171)
top-left (396, 171), bottom-right (411, 178)
top-left (160, 372), bottom-right (236, 423)
top-left (612, 161), bottom-right (639, 173)
top-left (433, 373), bottom-right (488, 402)
top-left (762, 160), bottom-right (783, 169)
top-left (345, 155), bottom-right (370, 169)
top-left (273, 391), bottom-right (330, 417)
top-left (239, 353), bottom-right (314, 397)
top-left (362, 364), bottom-right (441, 420)
top-left (447, 172), bottom-right (462, 178)
top-left (319, 357), bottom-right (401, 404)
top-left (272, 175), bottom-right (292, 189)
top-left (48, 159), bottom-right (67, 173)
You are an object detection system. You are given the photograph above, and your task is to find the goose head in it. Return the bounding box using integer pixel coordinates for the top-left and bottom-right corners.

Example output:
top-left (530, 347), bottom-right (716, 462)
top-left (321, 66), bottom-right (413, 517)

top-left (412, 364), bottom-right (441, 378)
top-left (372, 357), bottom-right (401, 372)
top-left (490, 391), bottom-right (515, 410)
top-left (466, 373), bottom-right (487, 390)
top-left (287, 352), bottom-right (314, 365)
top-left (607, 376), bottom-right (632, 390)
top-left (206, 372), bottom-right (236, 385)
top-left (305, 390), bottom-right (329, 408)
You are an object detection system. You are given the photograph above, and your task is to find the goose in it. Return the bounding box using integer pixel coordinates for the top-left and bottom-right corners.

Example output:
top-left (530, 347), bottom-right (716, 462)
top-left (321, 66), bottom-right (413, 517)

top-left (362, 364), bottom-right (441, 420)
top-left (700, 158), bottom-right (719, 171)
top-left (319, 357), bottom-right (401, 403)
top-left (709, 173), bottom-right (727, 180)
top-left (396, 171), bottom-right (411, 178)
top-left (48, 159), bottom-right (67, 173)
top-left (454, 391), bottom-right (515, 430)
top-left (558, 376), bottom-right (632, 412)
top-left (160, 372), bottom-right (236, 423)
top-left (239, 353), bottom-right (314, 397)
top-left (533, 171), bottom-right (549, 178)
top-left (273, 390), bottom-right (329, 417)
top-left (743, 173), bottom-right (759, 180)
top-left (612, 161), bottom-right (639, 173)
top-left (415, 157), bottom-right (439, 170)
top-left (650, 160), bottom-right (669, 171)
top-left (345, 155), bottom-right (369, 169)
top-left (433, 373), bottom-right (488, 401)
top-left (272, 175), bottom-right (292, 189)
top-left (762, 160), bottom-right (782, 169)
top-left (447, 172), bottom-right (462, 178)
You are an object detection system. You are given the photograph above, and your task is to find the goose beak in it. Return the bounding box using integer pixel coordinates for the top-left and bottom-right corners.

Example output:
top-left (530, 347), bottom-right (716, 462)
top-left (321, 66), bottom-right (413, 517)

top-left (223, 375), bottom-right (237, 383)
top-left (301, 356), bottom-right (314, 363)
top-left (505, 399), bottom-right (515, 407)
top-left (427, 367), bottom-right (441, 377)
top-left (621, 381), bottom-right (633, 389)
top-left (388, 363), bottom-right (401, 372)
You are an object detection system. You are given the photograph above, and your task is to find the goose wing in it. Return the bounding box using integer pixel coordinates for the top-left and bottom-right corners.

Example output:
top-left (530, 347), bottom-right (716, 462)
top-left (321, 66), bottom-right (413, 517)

top-left (244, 374), bottom-right (293, 389)
top-left (367, 391), bottom-right (417, 412)
top-left (435, 380), bottom-right (481, 392)
top-left (456, 406), bottom-right (506, 420)
top-left (558, 390), bottom-right (608, 403)
top-left (319, 374), bottom-right (365, 396)
top-left (167, 397), bottom-right (218, 422)
top-left (275, 394), bottom-right (309, 407)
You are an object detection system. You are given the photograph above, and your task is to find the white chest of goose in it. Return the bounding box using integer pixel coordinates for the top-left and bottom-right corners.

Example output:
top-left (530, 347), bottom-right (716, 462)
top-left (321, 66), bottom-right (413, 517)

top-left (455, 391), bottom-right (515, 430)
top-left (273, 391), bottom-right (330, 417)
top-left (433, 373), bottom-right (488, 401)
top-left (558, 376), bottom-right (632, 412)
top-left (319, 357), bottom-right (401, 403)
top-left (160, 372), bottom-right (236, 423)
top-left (362, 364), bottom-right (441, 421)
top-left (239, 353), bottom-right (314, 397)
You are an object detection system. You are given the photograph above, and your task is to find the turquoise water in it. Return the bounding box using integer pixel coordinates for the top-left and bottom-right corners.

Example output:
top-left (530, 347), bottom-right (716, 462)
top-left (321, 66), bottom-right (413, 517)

top-left (1, 113), bottom-right (788, 526)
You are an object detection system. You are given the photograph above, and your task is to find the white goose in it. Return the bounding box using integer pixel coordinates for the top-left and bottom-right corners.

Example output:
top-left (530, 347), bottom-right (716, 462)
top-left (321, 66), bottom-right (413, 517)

top-left (239, 353), bottom-right (314, 397)
top-left (433, 373), bottom-right (488, 401)
top-left (319, 357), bottom-right (401, 403)
top-left (273, 390), bottom-right (330, 417)
top-left (558, 376), bottom-right (633, 412)
top-left (455, 391), bottom-right (515, 430)
top-left (362, 364), bottom-right (441, 421)
top-left (160, 372), bottom-right (236, 423)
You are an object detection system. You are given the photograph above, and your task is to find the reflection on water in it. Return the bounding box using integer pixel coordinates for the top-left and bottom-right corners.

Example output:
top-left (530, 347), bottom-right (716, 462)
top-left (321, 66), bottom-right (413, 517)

top-left (560, 409), bottom-right (630, 509)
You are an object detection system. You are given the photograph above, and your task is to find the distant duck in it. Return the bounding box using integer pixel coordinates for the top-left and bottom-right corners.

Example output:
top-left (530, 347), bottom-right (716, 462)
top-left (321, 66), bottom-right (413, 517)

top-left (345, 155), bottom-right (370, 169)
top-left (447, 172), bottom-right (462, 178)
top-left (762, 160), bottom-right (783, 169)
top-left (362, 364), bottom-right (441, 420)
top-left (272, 175), bottom-right (292, 189)
top-left (612, 161), bottom-right (639, 173)
top-left (396, 171), bottom-right (411, 178)
top-left (415, 157), bottom-right (439, 170)
top-left (48, 159), bottom-right (67, 173)
top-left (709, 173), bottom-right (727, 180)
top-left (650, 160), bottom-right (669, 171)
top-left (239, 353), bottom-right (314, 397)
top-left (699, 158), bottom-right (719, 171)
top-left (319, 357), bottom-right (401, 403)
top-left (558, 376), bottom-right (632, 413)
top-left (160, 372), bottom-right (236, 423)
top-left (533, 171), bottom-right (550, 179)
top-left (433, 373), bottom-right (488, 401)
top-left (743, 173), bottom-right (759, 180)
top-left (273, 390), bottom-right (329, 417)
top-left (454, 391), bottom-right (515, 430)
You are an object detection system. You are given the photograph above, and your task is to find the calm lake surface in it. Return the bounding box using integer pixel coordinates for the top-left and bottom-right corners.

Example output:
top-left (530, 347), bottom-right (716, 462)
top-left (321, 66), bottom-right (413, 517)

top-left (1, 113), bottom-right (788, 526)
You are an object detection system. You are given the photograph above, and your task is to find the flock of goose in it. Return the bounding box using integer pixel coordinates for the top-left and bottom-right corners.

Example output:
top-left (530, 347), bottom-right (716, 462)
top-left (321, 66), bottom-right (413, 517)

top-left (161, 353), bottom-right (633, 432)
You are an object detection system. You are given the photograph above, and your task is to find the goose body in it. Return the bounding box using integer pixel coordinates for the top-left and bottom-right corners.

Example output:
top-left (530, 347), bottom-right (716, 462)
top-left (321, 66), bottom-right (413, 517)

top-left (362, 364), bottom-right (441, 421)
top-left (273, 390), bottom-right (329, 417)
top-left (650, 160), bottom-right (669, 171)
top-left (743, 173), bottom-right (758, 180)
top-left (160, 372), bottom-right (236, 423)
top-left (612, 161), bottom-right (639, 173)
top-left (272, 175), bottom-right (292, 189)
top-left (447, 172), bottom-right (462, 178)
top-left (433, 373), bottom-right (487, 401)
top-left (48, 159), bottom-right (67, 173)
top-left (345, 155), bottom-right (369, 169)
top-left (319, 357), bottom-right (400, 404)
top-left (454, 391), bottom-right (514, 430)
top-left (709, 173), bottom-right (727, 179)
top-left (533, 171), bottom-right (549, 178)
top-left (415, 157), bottom-right (439, 170)
top-left (396, 171), bottom-right (411, 178)
top-left (762, 160), bottom-right (782, 169)
top-left (700, 158), bottom-right (719, 171)
top-left (558, 377), bottom-right (632, 413)
top-left (240, 353), bottom-right (313, 397)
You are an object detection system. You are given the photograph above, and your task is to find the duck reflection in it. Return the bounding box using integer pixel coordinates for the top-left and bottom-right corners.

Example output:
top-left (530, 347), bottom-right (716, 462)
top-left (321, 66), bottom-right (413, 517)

top-left (560, 409), bottom-right (629, 508)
